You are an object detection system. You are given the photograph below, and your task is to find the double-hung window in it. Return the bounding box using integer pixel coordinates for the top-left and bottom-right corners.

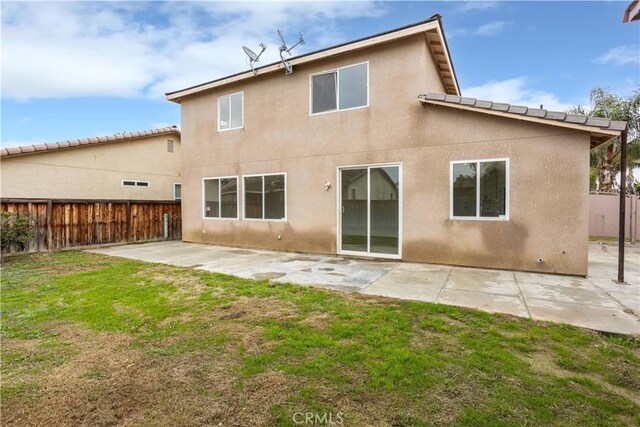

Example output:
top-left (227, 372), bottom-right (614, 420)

top-left (203, 177), bottom-right (238, 219)
top-left (311, 62), bottom-right (368, 114)
top-left (244, 173), bottom-right (286, 220)
top-left (451, 159), bottom-right (509, 220)
top-left (218, 92), bottom-right (243, 131)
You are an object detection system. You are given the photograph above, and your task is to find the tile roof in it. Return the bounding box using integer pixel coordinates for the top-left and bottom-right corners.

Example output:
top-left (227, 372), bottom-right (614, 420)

top-left (419, 93), bottom-right (626, 132)
top-left (418, 93), bottom-right (626, 147)
top-left (1, 126), bottom-right (180, 158)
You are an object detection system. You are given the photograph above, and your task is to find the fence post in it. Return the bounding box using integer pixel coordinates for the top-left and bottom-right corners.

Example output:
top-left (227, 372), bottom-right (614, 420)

top-left (126, 201), bottom-right (132, 242)
top-left (632, 195), bottom-right (638, 245)
top-left (163, 213), bottom-right (169, 239)
top-left (46, 200), bottom-right (53, 251)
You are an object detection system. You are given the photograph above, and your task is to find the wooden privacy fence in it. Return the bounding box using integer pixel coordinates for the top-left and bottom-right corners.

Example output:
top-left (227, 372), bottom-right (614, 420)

top-left (1, 199), bottom-right (181, 254)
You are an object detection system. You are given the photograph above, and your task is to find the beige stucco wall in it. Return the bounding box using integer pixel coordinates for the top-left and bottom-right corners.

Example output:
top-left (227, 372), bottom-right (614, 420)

top-left (1, 134), bottom-right (182, 200)
top-left (178, 35), bottom-right (591, 275)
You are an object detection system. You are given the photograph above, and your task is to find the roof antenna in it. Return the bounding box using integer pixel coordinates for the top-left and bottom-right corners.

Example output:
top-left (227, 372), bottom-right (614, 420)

top-left (277, 29), bottom-right (304, 74)
top-left (243, 43), bottom-right (267, 76)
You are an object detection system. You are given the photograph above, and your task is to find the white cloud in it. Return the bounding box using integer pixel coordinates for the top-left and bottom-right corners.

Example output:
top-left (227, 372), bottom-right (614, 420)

top-left (457, 1), bottom-right (500, 12)
top-left (596, 44), bottom-right (640, 66)
top-left (475, 21), bottom-right (510, 36)
top-left (1, 1), bottom-right (388, 101)
top-left (463, 77), bottom-right (575, 111)
top-left (447, 20), bottom-right (511, 39)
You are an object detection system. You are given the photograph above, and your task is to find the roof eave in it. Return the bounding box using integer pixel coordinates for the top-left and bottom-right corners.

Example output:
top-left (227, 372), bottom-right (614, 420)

top-left (418, 98), bottom-right (622, 147)
top-left (1, 127), bottom-right (181, 158)
top-left (166, 17), bottom-right (459, 103)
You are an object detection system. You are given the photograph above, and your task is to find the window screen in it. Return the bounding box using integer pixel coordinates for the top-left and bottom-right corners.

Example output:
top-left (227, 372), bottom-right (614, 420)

top-left (338, 63), bottom-right (368, 110)
top-left (218, 97), bottom-right (230, 130)
top-left (244, 176), bottom-right (263, 219)
top-left (264, 174), bottom-right (285, 220)
top-left (311, 72), bottom-right (337, 114)
top-left (480, 161), bottom-right (507, 217)
top-left (452, 163), bottom-right (477, 217)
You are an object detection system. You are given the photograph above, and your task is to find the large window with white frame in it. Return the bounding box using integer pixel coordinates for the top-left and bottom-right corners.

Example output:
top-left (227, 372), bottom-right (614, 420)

top-left (218, 92), bottom-right (243, 131)
top-left (310, 62), bottom-right (368, 114)
top-left (243, 173), bottom-right (286, 220)
top-left (451, 158), bottom-right (509, 220)
top-left (203, 177), bottom-right (238, 219)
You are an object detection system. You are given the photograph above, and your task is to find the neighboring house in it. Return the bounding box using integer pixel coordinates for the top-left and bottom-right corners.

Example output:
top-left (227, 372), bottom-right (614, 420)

top-left (1, 127), bottom-right (182, 201)
top-left (166, 16), bottom-right (624, 276)
top-left (623, 0), bottom-right (640, 22)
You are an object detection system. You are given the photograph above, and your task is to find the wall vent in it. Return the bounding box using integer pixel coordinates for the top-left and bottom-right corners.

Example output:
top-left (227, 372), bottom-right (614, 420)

top-left (167, 139), bottom-right (174, 153)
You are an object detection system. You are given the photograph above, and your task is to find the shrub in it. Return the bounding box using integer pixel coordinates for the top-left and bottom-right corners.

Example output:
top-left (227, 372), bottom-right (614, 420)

top-left (1, 212), bottom-right (34, 257)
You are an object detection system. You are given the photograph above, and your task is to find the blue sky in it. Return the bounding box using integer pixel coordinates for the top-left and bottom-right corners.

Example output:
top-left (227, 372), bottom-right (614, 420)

top-left (1, 1), bottom-right (638, 147)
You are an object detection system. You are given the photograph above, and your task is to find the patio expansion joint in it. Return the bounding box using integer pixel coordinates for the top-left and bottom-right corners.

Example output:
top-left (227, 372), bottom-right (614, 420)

top-left (513, 273), bottom-right (532, 319)
top-left (588, 277), bottom-right (640, 320)
top-left (361, 262), bottom-right (403, 290)
top-left (434, 267), bottom-right (454, 303)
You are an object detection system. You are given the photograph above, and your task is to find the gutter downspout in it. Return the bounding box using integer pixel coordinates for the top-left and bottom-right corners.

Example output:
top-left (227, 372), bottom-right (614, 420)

top-left (617, 127), bottom-right (628, 283)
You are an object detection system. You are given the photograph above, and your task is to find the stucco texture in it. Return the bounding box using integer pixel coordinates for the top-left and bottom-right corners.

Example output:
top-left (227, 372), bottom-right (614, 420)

top-left (1, 134), bottom-right (182, 201)
top-left (178, 35), bottom-right (591, 275)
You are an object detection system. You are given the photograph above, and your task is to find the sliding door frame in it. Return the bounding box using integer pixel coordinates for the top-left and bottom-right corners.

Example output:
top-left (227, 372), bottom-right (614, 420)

top-left (336, 162), bottom-right (402, 259)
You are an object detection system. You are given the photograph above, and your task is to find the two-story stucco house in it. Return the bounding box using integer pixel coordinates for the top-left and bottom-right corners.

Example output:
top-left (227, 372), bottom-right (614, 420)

top-left (166, 16), bottom-right (624, 276)
top-left (1, 127), bottom-right (182, 201)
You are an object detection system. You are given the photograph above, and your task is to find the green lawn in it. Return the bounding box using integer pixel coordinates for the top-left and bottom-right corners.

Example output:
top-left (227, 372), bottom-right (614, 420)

top-left (1, 251), bottom-right (639, 426)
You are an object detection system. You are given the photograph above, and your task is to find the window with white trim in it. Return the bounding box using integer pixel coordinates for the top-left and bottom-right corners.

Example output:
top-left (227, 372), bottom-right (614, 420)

top-left (174, 183), bottom-right (182, 200)
top-left (451, 159), bottom-right (508, 219)
top-left (311, 62), bottom-right (368, 114)
top-left (203, 177), bottom-right (238, 219)
top-left (218, 92), bottom-right (243, 131)
top-left (244, 174), bottom-right (286, 220)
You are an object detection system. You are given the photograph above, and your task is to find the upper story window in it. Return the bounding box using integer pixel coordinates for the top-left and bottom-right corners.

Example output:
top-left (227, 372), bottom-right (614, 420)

top-left (310, 62), bottom-right (368, 115)
top-left (218, 92), bottom-right (243, 131)
top-left (122, 180), bottom-right (149, 187)
top-left (451, 158), bottom-right (509, 220)
top-left (174, 183), bottom-right (182, 200)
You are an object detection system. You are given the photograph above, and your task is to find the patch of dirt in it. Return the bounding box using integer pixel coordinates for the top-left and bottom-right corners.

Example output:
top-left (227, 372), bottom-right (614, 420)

top-left (299, 312), bottom-right (335, 331)
top-left (216, 296), bottom-right (299, 323)
top-left (523, 352), bottom-right (640, 406)
top-left (133, 266), bottom-right (211, 298)
top-left (3, 319), bottom-right (297, 426)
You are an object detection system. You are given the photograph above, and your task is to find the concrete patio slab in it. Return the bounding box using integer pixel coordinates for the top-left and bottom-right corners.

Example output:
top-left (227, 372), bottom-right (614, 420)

top-left (519, 283), bottom-right (621, 309)
top-left (435, 288), bottom-right (530, 317)
top-left (525, 298), bottom-right (639, 335)
top-left (88, 241), bottom-right (640, 335)
top-left (446, 267), bottom-right (521, 296)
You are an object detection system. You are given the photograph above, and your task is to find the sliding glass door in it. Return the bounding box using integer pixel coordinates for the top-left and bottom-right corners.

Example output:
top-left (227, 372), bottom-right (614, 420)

top-left (339, 164), bottom-right (401, 257)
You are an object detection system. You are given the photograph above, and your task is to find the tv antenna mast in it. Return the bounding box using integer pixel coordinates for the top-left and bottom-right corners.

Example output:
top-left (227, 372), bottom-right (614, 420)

top-left (242, 43), bottom-right (267, 75)
top-left (277, 29), bottom-right (304, 74)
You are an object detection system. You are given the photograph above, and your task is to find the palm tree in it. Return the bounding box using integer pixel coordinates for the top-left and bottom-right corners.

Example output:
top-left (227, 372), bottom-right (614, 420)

top-left (569, 87), bottom-right (640, 193)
